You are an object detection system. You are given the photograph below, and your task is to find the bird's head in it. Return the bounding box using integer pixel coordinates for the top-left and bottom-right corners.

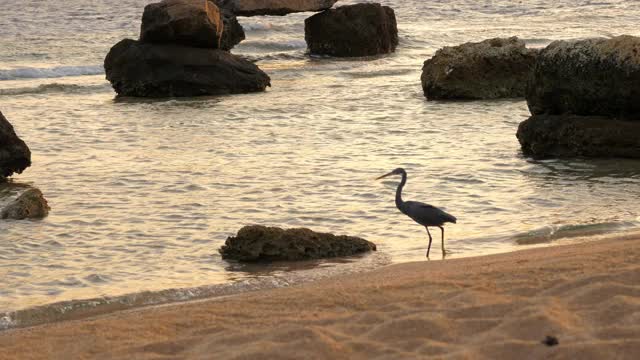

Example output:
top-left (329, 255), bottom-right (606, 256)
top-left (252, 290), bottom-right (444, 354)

top-left (376, 168), bottom-right (406, 180)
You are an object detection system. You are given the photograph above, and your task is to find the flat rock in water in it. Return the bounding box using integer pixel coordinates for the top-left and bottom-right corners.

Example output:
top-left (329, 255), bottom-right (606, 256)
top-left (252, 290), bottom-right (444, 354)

top-left (219, 225), bottom-right (376, 262)
top-left (527, 35), bottom-right (640, 117)
top-left (421, 37), bottom-right (538, 100)
top-left (226, 0), bottom-right (338, 16)
top-left (305, 3), bottom-right (398, 57)
top-left (516, 114), bottom-right (640, 158)
top-left (104, 39), bottom-right (270, 97)
top-left (0, 184), bottom-right (50, 220)
top-left (140, 0), bottom-right (224, 49)
top-left (0, 111), bottom-right (31, 180)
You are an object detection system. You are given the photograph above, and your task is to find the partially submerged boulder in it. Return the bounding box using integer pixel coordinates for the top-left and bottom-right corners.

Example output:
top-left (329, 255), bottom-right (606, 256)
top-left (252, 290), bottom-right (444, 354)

top-left (219, 225), bottom-right (376, 262)
top-left (104, 39), bottom-right (271, 97)
top-left (517, 114), bottom-right (640, 158)
top-left (0, 184), bottom-right (50, 220)
top-left (421, 37), bottom-right (538, 100)
top-left (227, 0), bottom-right (338, 16)
top-left (526, 35), bottom-right (640, 117)
top-left (517, 35), bottom-right (640, 158)
top-left (305, 3), bottom-right (398, 57)
top-left (219, 6), bottom-right (245, 50)
top-left (0, 111), bottom-right (31, 180)
top-left (140, 0), bottom-right (224, 49)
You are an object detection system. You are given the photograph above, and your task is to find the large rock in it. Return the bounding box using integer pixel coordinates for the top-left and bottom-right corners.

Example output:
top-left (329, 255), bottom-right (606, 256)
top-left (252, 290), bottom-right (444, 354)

top-left (219, 225), bottom-right (376, 262)
top-left (140, 0), bottom-right (224, 49)
top-left (219, 6), bottom-right (245, 50)
top-left (304, 3), bottom-right (398, 57)
top-left (0, 184), bottom-right (50, 220)
top-left (226, 0), bottom-right (338, 17)
top-left (104, 39), bottom-right (270, 97)
top-left (526, 36), bottom-right (640, 117)
top-left (421, 37), bottom-right (538, 100)
top-left (0, 111), bottom-right (31, 180)
top-left (516, 114), bottom-right (640, 158)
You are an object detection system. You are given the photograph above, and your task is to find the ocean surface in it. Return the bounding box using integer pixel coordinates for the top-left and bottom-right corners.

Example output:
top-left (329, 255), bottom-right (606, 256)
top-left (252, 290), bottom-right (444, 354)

top-left (2, 0), bottom-right (640, 326)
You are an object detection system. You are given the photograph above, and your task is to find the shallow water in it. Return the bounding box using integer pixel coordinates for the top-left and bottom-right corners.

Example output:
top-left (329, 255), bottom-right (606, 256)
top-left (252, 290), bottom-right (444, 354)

top-left (2, 0), bottom-right (640, 317)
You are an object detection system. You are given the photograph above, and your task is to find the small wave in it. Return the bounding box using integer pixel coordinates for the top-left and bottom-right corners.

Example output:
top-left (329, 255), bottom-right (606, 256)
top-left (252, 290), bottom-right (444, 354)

top-left (243, 22), bottom-right (273, 31)
top-left (0, 252), bottom-right (390, 331)
top-left (240, 39), bottom-right (307, 52)
top-left (513, 221), bottom-right (637, 245)
top-left (0, 83), bottom-right (110, 96)
top-left (0, 65), bottom-right (104, 81)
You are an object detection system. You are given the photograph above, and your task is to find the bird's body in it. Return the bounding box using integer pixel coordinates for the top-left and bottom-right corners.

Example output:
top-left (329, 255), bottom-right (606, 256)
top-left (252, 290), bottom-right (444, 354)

top-left (377, 168), bottom-right (456, 258)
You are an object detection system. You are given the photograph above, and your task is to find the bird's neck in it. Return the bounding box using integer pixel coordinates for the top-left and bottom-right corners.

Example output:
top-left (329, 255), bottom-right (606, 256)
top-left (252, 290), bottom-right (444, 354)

top-left (395, 172), bottom-right (406, 210)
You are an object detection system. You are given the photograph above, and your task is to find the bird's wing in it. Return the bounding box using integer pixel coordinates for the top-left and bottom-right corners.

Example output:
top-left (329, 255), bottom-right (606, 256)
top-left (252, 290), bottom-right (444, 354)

top-left (403, 201), bottom-right (457, 225)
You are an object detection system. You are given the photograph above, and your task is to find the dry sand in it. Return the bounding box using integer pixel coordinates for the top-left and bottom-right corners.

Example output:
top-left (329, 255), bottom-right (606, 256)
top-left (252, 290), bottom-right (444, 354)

top-left (2, 235), bottom-right (639, 359)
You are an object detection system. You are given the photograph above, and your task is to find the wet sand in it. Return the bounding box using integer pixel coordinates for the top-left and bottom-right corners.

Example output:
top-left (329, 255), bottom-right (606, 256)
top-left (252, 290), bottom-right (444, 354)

top-left (2, 235), bottom-right (639, 359)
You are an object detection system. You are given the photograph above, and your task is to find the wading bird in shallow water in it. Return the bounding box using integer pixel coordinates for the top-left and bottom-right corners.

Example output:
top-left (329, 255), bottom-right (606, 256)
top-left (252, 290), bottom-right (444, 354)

top-left (376, 168), bottom-right (457, 258)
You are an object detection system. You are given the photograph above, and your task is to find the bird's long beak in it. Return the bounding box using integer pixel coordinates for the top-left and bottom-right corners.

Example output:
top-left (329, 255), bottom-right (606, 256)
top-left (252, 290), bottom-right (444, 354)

top-left (375, 171), bottom-right (394, 180)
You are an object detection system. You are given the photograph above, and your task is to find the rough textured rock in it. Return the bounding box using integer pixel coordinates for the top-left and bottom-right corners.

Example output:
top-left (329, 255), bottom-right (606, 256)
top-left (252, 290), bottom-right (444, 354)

top-left (421, 37), bottom-right (538, 100)
top-left (0, 184), bottom-right (50, 220)
top-left (219, 6), bottom-right (245, 50)
top-left (104, 39), bottom-right (270, 97)
top-left (516, 114), bottom-right (640, 158)
top-left (526, 35), bottom-right (640, 117)
top-left (140, 0), bottom-right (224, 49)
top-left (305, 3), bottom-right (398, 57)
top-left (219, 225), bottom-right (376, 262)
top-left (0, 111), bottom-right (31, 180)
top-left (227, 0), bottom-right (338, 16)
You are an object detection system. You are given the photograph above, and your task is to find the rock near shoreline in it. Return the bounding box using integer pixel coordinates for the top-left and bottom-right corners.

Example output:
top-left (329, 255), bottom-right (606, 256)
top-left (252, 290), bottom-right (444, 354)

top-left (104, 39), bottom-right (271, 97)
top-left (421, 37), bottom-right (538, 100)
top-left (0, 184), bottom-right (50, 220)
top-left (219, 225), bottom-right (376, 262)
top-left (517, 35), bottom-right (640, 158)
top-left (305, 3), bottom-right (398, 57)
top-left (140, 0), bottom-right (225, 49)
top-left (526, 36), bottom-right (640, 117)
top-left (0, 111), bottom-right (31, 180)
top-left (227, 0), bottom-right (338, 17)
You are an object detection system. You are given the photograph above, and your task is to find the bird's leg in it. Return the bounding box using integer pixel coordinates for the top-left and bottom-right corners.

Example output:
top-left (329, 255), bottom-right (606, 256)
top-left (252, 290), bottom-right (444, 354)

top-left (425, 227), bottom-right (433, 258)
top-left (438, 226), bottom-right (446, 258)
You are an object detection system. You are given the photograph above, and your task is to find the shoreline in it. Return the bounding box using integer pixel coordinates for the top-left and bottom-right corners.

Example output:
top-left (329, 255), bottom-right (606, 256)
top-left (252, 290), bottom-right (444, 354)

top-left (2, 233), bottom-right (639, 359)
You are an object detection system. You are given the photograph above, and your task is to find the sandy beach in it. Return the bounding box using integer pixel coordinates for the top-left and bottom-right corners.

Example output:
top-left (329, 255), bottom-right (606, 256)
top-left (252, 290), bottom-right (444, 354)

top-left (2, 235), bottom-right (639, 359)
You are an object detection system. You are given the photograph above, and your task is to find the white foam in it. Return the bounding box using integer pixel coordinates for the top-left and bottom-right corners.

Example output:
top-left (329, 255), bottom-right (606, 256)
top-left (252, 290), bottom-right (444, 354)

top-left (0, 65), bottom-right (104, 81)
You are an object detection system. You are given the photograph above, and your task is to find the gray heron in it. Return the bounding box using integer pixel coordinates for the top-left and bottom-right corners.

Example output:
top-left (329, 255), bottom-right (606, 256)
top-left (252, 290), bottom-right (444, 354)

top-left (377, 168), bottom-right (457, 258)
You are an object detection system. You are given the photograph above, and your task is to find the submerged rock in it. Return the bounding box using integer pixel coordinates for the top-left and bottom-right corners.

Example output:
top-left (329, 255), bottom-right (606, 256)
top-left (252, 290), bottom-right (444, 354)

top-left (421, 37), bottom-right (538, 100)
top-left (304, 3), bottom-right (398, 57)
top-left (526, 35), bottom-right (640, 117)
top-left (140, 0), bottom-right (224, 49)
top-left (227, 0), bottom-right (338, 17)
top-left (104, 39), bottom-right (270, 97)
top-left (0, 111), bottom-right (31, 180)
top-left (219, 225), bottom-right (376, 262)
top-left (516, 114), bottom-right (640, 159)
top-left (0, 184), bottom-right (50, 220)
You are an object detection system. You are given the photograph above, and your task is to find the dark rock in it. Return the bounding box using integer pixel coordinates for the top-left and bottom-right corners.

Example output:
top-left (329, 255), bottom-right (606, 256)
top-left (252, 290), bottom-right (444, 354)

top-left (421, 37), bottom-right (538, 100)
top-left (0, 184), bottom-right (50, 220)
top-left (219, 225), bottom-right (376, 262)
top-left (104, 39), bottom-right (270, 97)
top-left (527, 35), bottom-right (640, 117)
top-left (0, 111), bottom-right (31, 180)
top-left (304, 3), bottom-right (398, 57)
top-left (140, 0), bottom-right (224, 49)
top-left (542, 336), bottom-right (559, 347)
top-left (227, 0), bottom-right (338, 17)
top-left (516, 114), bottom-right (640, 158)
top-left (219, 6), bottom-right (245, 50)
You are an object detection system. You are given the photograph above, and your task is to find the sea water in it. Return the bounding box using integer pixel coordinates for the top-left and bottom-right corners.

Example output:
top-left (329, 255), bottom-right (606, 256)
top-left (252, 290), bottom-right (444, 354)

top-left (2, 0), bottom-right (640, 325)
